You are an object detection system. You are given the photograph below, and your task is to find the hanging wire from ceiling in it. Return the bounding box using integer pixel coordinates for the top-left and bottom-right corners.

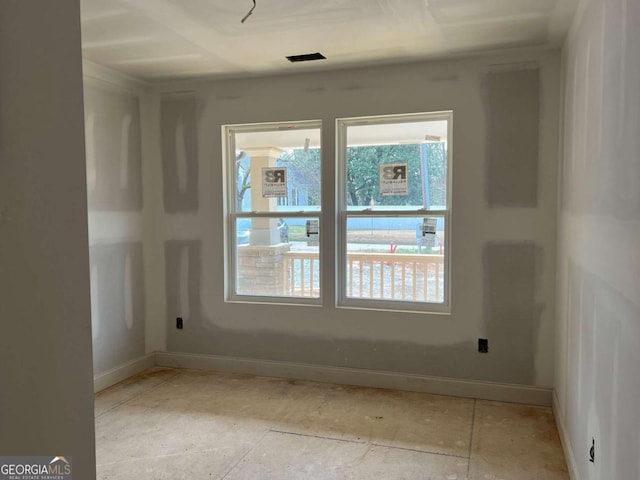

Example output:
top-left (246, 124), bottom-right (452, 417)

top-left (241, 0), bottom-right (256, 23)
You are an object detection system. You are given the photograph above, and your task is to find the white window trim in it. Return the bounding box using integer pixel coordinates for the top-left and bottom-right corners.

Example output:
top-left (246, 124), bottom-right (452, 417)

top-left (223, 120), bottom-right (323, 305)
top-left (335, 111), bottom-right (453, 314)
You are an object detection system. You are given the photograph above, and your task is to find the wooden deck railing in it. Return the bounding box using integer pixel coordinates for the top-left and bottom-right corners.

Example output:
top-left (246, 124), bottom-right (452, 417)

top-left (282, 251), bottom-right (320, 297)
top-left (283, 251), bottom-right (444, 302)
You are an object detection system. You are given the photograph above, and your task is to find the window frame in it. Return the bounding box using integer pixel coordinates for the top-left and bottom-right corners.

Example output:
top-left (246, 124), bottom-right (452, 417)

top-left (223, 120), bottom-right (323, 305)
top-left (335, 111), bottom-right (453, 313)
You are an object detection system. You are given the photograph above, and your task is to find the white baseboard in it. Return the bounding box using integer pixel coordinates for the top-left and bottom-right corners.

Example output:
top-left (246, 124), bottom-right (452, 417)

top-left (553, 391), bottom-right (581, 480)
top-left (154, 351), bottom-right (553, 406)
top-left (93, 353), bottom-right (156, 393)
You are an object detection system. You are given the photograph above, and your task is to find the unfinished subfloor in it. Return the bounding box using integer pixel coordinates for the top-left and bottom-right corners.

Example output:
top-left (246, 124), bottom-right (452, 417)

top-left (95, 367), bottom-right (569, 479)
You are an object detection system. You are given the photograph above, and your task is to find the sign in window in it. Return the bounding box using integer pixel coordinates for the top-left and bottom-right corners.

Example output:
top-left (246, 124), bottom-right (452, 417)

top-left (337, 112), bottom-right (452, 310)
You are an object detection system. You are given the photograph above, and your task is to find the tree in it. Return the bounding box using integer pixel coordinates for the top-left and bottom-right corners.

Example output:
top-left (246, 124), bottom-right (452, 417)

top-left (236, 151), bottom-right (251, 210)
top-left (238, 143), bottom-right (447, 209)
top-left (424, 142), bottom-right (447, 207)
top-left (346, 144), bottom-right (425, 206)
top-left (277, 148), bottom-right (321, 205)
top-left (346, 143), bottom-right (447, 207)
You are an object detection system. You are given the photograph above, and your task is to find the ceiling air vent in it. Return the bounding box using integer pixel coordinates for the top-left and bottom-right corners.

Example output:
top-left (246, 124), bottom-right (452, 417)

top-left (286, 52), bottom-right (326, 63)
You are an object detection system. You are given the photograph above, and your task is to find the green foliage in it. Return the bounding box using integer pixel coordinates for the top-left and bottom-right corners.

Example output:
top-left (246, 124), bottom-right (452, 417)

top-left (425, 142), bottom-right (447, 207)
top-left (278, 148), bottom-right (322, 205)
top-left (239, 143), bottom-right (447, 209)
top-left (346, 143), bottom-right (447, 207)
top-left (347, 144), bottom-right (418, 206)
top-left (286, 225), bottom-right (308, 242)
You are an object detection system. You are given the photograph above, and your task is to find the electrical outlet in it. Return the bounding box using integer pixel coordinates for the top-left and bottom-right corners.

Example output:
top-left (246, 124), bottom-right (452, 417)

top-left (176, 317), bottom-right (183, 329)
top-left (589, 438), bottom-right (595, 463)
top-left (478, 338), bottom-right (489, 353)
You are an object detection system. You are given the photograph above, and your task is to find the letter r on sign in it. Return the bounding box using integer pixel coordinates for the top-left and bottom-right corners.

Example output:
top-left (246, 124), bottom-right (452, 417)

top-left (393, 165), bottom-right (406, 179)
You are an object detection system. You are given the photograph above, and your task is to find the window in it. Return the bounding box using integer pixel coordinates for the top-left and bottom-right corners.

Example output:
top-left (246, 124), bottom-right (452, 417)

top-left (225, 121), bottom-right (322, 302)
top-left (337, 112), bottom-right (452, 311)
top-left (224, 112), bottom-right (451, 312)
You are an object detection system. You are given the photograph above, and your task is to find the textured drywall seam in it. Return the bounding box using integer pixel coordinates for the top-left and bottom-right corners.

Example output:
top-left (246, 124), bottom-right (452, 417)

top-left (90, 243), bottom-right (146, 374)
top-left (556, 0), bottom-right (640, 478)
top-left (141, 88), bottom-right (168, 354)
top-left (483, 242), bottom-right (541, 385)
top-left (82, 61), bottom-right (166, 363)
top-left (483, 68), bottom-right (541, 207)
top-left (84, 72), bottom-right (146, 377)
top-left (160, 94), bottom-right (200, 213)
top-left (84, 78), bottom-right (143, 211)
top-left (155, 50), bottom-right (560, 389)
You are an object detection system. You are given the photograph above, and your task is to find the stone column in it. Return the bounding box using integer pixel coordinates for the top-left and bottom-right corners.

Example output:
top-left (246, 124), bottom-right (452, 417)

top-left (244, 147), bottom-right (284, 246)
top-left (237, 147), bottom-right (290, 295)
top-left (236, 244), bottom-right (291, 296)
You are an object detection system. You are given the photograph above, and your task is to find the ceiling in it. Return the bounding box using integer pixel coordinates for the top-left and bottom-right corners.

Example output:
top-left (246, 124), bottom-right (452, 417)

top-left (80, 0), bottom-right (579, 83)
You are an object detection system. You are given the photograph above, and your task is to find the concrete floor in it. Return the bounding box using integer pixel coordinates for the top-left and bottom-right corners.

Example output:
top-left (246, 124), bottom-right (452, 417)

top-left (95, 367), bottom-right (569, 479)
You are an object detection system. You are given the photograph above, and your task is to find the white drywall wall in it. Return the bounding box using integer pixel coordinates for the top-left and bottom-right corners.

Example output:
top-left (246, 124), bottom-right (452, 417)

top-left (148, 50), bottom-right (560, 388)
top-left (556, 0), bottom-right (640, 478)
top-left (83, 66), bottom-right (147, 376)
top-left (0, 0), bottom-right (96, 477)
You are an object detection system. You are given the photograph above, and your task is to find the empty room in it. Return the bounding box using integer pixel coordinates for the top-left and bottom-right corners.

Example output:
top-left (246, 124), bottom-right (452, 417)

top-left (1, 0), bottom-right (639, 479)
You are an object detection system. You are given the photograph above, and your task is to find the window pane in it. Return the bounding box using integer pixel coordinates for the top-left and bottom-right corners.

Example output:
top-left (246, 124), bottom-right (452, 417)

top-left (345, 216), bottom-right (445, 303)
top-left (234, 127), bottom-right (321, 213)
top-left (345, 120), bottom-right (447, 210)
top-left (235, 217), bottom-right (320, 298)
